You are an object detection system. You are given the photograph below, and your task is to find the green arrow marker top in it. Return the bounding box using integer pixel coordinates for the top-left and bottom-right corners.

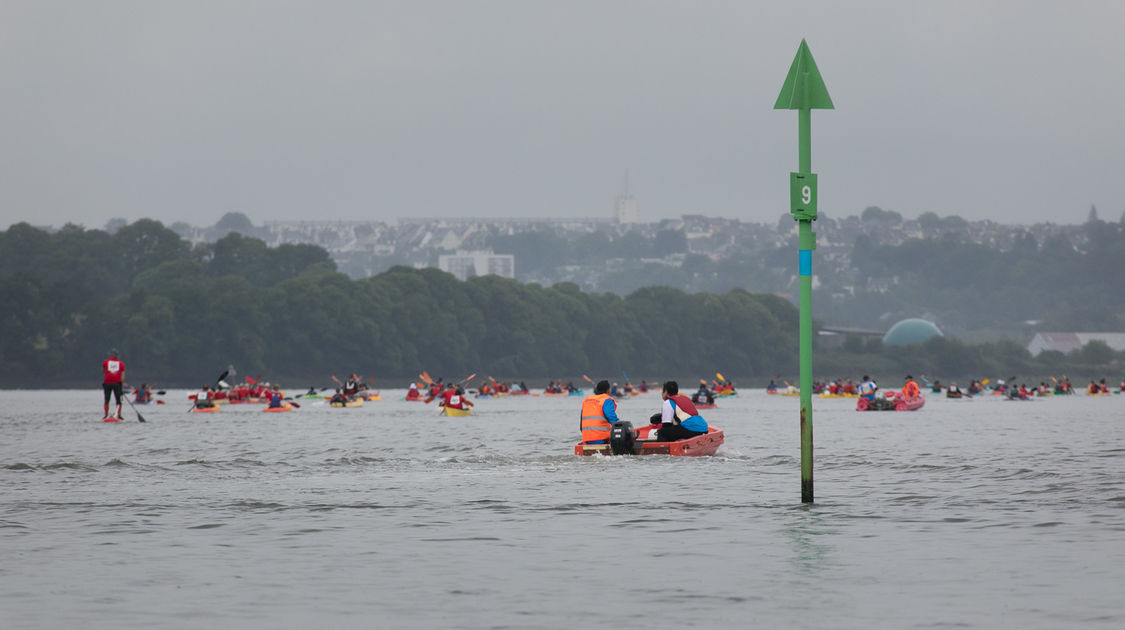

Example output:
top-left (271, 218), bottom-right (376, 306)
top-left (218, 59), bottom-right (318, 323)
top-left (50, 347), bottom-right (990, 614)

top-left (774, 39), bottom-right (834, 110)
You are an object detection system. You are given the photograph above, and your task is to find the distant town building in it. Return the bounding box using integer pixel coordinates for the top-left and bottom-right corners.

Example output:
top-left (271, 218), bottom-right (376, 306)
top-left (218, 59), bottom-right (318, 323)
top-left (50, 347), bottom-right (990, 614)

top-left (438, 250), bottom-right (515, 281)
top-left (1027, 332), bottom-right (1125, 356)
top-left (882, 318), bottom-right (943, 347)
top-left (613, 171), bottom-right (638, 224)
top-left (614, 195), bottom-right (637, 224)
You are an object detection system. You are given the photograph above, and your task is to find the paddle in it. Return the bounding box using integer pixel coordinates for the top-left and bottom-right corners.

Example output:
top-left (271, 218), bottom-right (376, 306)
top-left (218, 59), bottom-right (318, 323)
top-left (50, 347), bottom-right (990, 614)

top-left (188, 370), bottom-right (228, 413)
top-left (716, 372), bottom-right (725, 382)
top-left (582, 374), bottom-right (594, 385)
top-left (123, 392), bottom-right (147, 423)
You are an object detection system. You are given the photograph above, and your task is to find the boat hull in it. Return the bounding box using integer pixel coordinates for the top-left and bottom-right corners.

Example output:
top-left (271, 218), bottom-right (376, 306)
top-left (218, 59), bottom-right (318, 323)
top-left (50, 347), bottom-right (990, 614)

top-left (856, 394), bottom-right (925, 411)
top-left (440, 406), bottom-right (472, 416)
top-left (263, 403), bottom-right (292, 412)
top-left (574, 425), bottom-right (724, 457)
top-left (330, 399), bottom-right (364, 408)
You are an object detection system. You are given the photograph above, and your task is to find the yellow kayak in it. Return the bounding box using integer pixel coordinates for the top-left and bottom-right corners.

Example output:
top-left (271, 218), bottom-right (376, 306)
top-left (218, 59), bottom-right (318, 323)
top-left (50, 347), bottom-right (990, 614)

top-left (440, 406), bottom-right (473, 417)
top-left (331, 398), bottom-right (365, 408)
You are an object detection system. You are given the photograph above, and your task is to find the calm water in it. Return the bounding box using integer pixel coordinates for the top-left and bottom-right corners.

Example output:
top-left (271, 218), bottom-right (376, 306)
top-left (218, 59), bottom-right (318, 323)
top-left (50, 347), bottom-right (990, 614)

top-left (2, 388), bottom-right (1123, 629)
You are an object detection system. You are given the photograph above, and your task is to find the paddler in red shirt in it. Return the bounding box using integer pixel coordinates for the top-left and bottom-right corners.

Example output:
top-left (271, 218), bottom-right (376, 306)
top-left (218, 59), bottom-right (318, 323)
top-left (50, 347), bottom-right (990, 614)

top-left (102, 349), bottom-right (126, 420)
top-left (440, 385), bottom-right (474, 411)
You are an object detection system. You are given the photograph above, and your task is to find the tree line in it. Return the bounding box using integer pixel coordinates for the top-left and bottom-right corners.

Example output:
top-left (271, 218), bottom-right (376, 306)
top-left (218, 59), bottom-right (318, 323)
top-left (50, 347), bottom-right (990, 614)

top-left (3, 220), bottom-right (1120, 388)
top-left (0, 221), bottom-right (798, 387)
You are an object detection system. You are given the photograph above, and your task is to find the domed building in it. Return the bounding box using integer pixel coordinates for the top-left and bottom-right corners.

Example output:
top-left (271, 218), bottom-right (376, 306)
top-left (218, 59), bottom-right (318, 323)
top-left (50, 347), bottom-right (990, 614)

top-left (882, 318), bottom-right (943, 347)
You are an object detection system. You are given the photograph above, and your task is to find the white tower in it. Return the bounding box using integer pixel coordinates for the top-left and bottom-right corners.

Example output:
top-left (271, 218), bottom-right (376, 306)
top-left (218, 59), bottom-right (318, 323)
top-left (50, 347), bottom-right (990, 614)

top-left (614, 171), bottom-right (638, 224)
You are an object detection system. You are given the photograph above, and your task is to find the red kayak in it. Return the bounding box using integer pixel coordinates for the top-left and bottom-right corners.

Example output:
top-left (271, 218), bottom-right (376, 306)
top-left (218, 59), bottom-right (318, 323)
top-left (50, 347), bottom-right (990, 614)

top-left (574, 423), bottom-right (724, 457)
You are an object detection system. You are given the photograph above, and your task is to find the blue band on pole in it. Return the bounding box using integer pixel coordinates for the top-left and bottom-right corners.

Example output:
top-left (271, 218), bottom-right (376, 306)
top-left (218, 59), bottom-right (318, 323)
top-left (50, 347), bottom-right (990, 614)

top-left (799, 250), bottom-right (811, 276)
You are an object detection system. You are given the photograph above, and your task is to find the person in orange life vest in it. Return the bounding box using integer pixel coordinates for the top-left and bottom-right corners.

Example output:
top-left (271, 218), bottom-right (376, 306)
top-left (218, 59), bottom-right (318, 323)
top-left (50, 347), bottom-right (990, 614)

top-left (580, 380), bottom-right (621, 444)
top-left (440, 386), bottom-right (473, 410)
top-left (268, 384), bottom-right (285, 408)
top-left (648, 380), bottom-right (708, 442)
top-left (406, 383), bottom-right (422, 400)
top-left (902, 375), bottom-right (921, 398)
top-left (330, 388), bottom-right (347, 404)
top-left (102, 349), bottom-right (126, 419)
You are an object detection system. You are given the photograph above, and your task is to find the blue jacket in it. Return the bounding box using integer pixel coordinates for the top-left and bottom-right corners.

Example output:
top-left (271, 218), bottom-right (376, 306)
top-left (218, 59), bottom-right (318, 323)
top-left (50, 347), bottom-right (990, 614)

top-left (667, 397), bottom-right (707, 433)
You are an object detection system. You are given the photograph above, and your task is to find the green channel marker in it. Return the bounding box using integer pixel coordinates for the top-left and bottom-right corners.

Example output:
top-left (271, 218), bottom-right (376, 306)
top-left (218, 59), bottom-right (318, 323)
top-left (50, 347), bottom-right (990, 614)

top-left (775, 39), bottom-right (833, 503)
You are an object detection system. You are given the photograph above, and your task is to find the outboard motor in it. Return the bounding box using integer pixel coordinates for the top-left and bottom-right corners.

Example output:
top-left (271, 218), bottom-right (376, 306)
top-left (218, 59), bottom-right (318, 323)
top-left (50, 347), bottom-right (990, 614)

top-left (609, 421), bottom-right (636, 455)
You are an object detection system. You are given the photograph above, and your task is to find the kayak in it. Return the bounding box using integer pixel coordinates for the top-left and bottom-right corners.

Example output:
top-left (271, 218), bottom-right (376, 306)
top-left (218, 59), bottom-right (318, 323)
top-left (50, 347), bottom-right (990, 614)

top-left (695, 403), bottom-right (717, 410)
top-left (364, 393), bottom-right (382, 401)
top-left (856, 394), bottom-right (925, 411)
top-left (102, 416), bottom-right (123, 423)
top-left (574, 423), bottom-right (724, 457)
top-left (440, 406), bottom-right (472, 416)
top-left (295, 394), bottom-right (324, 400)
top-left (263, 403), bottom-right (292, 412)
top-left (543, 390), bottom-right (583, 397)
top-left (192, 405), bottom-right (220, 413)
top-left (330, 398), bottom-right (364, 408)
top-left (946, 391), bottom-right (966, 399)
top-left (818, 393), bottom-right (857, 399)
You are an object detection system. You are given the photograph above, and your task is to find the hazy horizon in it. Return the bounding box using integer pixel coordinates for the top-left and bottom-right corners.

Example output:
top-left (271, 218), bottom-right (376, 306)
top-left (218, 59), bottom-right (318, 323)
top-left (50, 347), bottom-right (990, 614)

top-left (3, 1), bottom-right (1123, 230)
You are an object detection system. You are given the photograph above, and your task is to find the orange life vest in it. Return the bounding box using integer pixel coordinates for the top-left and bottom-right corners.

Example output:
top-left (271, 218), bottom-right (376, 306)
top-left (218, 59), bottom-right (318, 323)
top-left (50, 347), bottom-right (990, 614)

top-left (580, 393), bottom-right (615, 443)
top-left (903, 381), bottom-right (920, 398)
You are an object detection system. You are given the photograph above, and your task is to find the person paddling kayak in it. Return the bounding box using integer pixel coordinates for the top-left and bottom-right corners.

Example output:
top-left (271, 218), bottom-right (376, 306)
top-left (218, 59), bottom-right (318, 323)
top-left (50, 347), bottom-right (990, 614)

top-left (102, 349), bottom-right (125, 420)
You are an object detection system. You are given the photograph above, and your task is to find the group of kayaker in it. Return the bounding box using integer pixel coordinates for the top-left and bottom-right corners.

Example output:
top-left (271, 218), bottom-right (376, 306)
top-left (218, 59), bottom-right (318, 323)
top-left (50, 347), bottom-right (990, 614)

top-left (545, 380), bottom-right (580, 394)
top-left (476, 380), bottom-right (530, 396)
top-left (1087, 379), bottom-right (1114, 394)
top-left (579, 379), bottom-right (709, 446)
top-left (192, 383), bottom-right (286, 409)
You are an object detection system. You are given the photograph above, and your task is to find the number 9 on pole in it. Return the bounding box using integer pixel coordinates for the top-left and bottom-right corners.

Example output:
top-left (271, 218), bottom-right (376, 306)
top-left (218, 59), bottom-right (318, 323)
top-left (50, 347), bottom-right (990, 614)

top-left (789, 172), bottom-right (818, 221)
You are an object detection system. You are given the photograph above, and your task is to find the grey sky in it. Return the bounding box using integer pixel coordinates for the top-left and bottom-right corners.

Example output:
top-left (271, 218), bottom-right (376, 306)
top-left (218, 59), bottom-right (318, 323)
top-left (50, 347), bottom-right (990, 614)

top-left (2, 1), bottom-right (1123, 229)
